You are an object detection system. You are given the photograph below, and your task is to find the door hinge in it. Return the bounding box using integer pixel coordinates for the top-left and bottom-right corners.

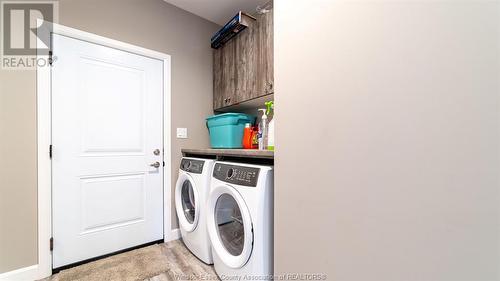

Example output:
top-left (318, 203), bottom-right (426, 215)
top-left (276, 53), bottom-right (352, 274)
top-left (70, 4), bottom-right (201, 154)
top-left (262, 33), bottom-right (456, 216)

top-left (48, 51), bottom-right (53, 66)
top-left (49, 237), bottom-right (53, 251)
top-left (163, 161), bottom-right (165, 167)
top-left (49, 145), bottom-right (53, 159)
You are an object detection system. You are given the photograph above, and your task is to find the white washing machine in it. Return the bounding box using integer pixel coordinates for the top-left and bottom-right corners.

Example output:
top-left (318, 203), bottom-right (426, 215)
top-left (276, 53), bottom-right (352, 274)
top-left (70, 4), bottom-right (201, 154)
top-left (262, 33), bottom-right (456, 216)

top-left (207, 161), bottom-right (274, 279)
top-left (175, 157), bottom-right (215, 264)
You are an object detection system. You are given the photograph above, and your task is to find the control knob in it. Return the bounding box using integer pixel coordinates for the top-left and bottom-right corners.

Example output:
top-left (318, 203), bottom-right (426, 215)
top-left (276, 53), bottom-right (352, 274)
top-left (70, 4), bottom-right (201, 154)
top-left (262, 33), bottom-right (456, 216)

top-left (182, 161), bottom-right (191, 170)
top-left (227, 168), bottom-right (234, 179)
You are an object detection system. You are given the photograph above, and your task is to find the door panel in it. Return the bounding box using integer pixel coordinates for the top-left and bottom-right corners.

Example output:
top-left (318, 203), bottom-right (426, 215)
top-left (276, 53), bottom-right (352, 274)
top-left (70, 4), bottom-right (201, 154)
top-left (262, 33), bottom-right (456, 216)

top-left (80, 174), bottom-right (145, 234)
top-left (215, 193), bottom-right (245, 256)
top-left (213, 48), bottom-right (225, 109)
top-left (52, 34), bottom-right (164, 268)
top-left (180, 180), bottom-right (197, 224)
top-left (207, 185), bottom-right (253, 269)
top-left (257, 9), bottom-right (274, 96)
top-left (221, 39), bottom-right (236, 107)
top-left (80, 58), bottom-right (145, 154)
top-left (175, 173), bottom-right (199, 232)
top-left (235, 20), bottom-right (258, 104)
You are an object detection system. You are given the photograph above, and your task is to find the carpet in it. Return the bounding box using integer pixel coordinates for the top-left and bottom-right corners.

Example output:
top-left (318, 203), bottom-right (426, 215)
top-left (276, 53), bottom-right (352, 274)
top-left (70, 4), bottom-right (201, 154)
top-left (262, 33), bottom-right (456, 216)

top-left (42, 240), bottom-right (217, 281)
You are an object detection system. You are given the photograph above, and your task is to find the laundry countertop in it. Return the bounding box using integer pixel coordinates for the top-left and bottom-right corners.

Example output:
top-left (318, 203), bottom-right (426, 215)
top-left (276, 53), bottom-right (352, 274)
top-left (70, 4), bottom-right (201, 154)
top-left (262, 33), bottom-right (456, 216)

top-left (181, 148), bottom-right (274, 159)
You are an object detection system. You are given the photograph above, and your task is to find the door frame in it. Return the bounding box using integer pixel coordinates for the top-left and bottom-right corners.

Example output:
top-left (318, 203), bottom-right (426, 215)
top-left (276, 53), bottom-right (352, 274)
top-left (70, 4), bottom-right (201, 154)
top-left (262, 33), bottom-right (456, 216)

top-left (36, 21), bottom-right (172, 279)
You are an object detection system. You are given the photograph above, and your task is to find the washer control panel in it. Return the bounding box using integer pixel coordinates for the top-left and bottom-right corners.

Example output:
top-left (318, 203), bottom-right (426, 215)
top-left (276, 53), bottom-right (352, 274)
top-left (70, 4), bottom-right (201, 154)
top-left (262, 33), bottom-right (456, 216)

top-left (180, 159), bottom-right (204, 174)
top-left (213, 163), bottom-right (260, 187)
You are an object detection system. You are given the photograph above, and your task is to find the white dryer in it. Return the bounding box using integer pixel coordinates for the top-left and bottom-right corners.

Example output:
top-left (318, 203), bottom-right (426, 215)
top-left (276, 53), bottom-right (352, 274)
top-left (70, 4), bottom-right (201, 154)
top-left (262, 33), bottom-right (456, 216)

top-left (207, 161), bottom-right (274, 279)
top-left (175, 157), bottom-right (215, 264)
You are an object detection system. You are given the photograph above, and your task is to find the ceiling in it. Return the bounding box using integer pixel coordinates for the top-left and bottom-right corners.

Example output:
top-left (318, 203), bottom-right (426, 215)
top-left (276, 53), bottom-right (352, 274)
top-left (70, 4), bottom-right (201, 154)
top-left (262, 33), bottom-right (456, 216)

top-left (163, 0), bottom-right (269, 26)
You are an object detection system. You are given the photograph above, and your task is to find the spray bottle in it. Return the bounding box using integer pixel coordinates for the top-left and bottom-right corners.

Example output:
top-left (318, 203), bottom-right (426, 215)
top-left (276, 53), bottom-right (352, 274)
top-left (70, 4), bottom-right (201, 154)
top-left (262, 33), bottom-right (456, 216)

top-left (265, 101), bottom-right (274, 151)
top-left (257, 109), bottom-right (268, 150)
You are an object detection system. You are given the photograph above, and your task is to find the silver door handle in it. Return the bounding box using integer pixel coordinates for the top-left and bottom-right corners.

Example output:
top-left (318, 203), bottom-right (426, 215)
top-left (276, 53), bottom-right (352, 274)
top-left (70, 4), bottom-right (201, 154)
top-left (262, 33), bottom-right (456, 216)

top-left (150, 162), bottom-right (160, 168)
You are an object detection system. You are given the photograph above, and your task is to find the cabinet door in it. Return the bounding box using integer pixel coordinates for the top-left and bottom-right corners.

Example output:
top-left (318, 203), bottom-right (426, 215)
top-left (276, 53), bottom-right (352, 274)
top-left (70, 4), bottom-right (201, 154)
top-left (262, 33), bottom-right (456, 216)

top-left (212, 10), bottom-right (273, 110)
top-left (222, 39), bottom-right (237, 106)
top-left (257, 9), bottom-right (274, 96)
top-left (214, 40), bottom-right (237, 109)
top-left (234, 21), bottom-right (258, 104)
top-left (213, 48), bottom-right (225, 109)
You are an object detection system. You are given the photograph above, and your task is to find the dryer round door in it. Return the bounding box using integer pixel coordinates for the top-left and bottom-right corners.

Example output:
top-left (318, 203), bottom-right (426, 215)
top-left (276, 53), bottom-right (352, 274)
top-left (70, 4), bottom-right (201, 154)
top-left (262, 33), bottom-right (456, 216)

top-left (175, 173), bottom-right (200, 232)
top-left (207, 184), bottom-right (253, 269)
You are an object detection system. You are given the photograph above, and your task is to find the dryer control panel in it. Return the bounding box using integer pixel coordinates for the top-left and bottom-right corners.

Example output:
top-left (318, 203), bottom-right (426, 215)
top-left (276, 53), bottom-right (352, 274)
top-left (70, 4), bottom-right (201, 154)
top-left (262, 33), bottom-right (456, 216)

top-left (213, 163), bottom-right (260, 187)
top-left (180, 159), bottom-right (204, 174)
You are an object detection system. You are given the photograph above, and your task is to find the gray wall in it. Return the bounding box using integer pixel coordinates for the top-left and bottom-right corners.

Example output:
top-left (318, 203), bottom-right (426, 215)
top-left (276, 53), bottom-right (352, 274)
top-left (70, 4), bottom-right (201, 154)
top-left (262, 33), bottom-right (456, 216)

top-left (0, 69), bottom-right (38, 275)
top-left (0, 0), bottom-right (218, 273)
top-left (274, 1), bottom-right (499, 280)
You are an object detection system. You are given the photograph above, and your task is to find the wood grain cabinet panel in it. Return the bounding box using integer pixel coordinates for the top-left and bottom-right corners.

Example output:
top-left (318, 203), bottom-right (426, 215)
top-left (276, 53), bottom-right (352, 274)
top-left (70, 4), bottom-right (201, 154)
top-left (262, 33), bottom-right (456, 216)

top-left (257, 9), bottom-right (274, 97)
top-left (213, 46), bottom-right (224, 109)
top-left (235, 20), bottom-right (258, 104)
top-left (222, 39), bottom-right (237, 106)
top-left (213, 9), bottom-right (273, 110)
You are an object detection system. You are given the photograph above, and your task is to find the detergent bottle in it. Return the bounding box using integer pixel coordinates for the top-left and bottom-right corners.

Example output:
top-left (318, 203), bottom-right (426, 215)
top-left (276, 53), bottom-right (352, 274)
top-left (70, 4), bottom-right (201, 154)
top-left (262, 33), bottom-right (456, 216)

top-left (265, 101), bottom-right (274, 151)
top-left (242, 123), bottom-right (253, 149)
top-left (257, 109), bottom-right (268, 150)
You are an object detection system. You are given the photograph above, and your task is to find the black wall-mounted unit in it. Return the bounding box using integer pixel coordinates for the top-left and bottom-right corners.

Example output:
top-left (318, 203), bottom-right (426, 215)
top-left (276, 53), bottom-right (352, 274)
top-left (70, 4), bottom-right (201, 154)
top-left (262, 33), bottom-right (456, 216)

top-left (211, 11), bottom-right (256, 49)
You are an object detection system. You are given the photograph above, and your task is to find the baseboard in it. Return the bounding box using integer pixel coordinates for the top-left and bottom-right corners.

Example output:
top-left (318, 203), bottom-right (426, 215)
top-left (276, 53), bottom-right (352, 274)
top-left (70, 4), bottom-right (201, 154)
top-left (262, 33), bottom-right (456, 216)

top-left (166, 228), bottom-right (180, 242)
top-left (0, 264), bottom-right (39, 281)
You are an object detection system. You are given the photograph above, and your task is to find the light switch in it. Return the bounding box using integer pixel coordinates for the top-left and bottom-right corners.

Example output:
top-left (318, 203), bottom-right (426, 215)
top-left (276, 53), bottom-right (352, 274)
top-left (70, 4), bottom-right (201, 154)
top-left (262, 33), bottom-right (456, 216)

top-left (176, 128), bottom-right (188, 139)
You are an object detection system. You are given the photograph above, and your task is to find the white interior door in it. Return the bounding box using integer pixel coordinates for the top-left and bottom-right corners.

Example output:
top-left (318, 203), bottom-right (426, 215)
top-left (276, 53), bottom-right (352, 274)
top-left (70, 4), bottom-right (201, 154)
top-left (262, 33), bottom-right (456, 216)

top-left (51, 34), bottom-right (164, 268)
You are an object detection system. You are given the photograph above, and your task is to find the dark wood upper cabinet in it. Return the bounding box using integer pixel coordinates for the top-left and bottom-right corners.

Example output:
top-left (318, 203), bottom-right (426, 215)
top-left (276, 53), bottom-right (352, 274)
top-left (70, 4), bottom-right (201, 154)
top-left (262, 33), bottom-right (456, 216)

top-left (213, 9), bottom-right (273, 110)
top-left (256, 9), bottom-right (273, 97)
top-left (213, 44), bottom-right (225, 109)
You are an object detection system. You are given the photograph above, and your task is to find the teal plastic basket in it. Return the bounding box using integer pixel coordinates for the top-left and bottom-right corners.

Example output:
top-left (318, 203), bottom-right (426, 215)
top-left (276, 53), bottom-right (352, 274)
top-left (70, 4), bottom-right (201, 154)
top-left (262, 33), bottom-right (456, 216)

top-left (206, 113), bottom-right (255, 148)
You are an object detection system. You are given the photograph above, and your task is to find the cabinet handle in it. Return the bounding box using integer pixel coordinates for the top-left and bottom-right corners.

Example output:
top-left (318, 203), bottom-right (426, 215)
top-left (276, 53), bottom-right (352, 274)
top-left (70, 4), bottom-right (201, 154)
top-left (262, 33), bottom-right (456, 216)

top-left (266, 81), bottom-right (274, 93)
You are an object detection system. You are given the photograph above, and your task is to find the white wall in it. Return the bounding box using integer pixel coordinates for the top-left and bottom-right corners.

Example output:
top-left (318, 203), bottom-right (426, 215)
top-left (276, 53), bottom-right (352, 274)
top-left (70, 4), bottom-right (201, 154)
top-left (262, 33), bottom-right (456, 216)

top-left (274, 1), bottom-right (499, 280)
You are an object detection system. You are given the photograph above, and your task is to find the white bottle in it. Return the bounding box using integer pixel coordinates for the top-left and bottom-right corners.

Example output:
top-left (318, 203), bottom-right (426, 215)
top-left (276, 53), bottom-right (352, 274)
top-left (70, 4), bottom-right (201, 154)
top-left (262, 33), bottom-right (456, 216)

top-left (258, 109), bottom-right (268, 150)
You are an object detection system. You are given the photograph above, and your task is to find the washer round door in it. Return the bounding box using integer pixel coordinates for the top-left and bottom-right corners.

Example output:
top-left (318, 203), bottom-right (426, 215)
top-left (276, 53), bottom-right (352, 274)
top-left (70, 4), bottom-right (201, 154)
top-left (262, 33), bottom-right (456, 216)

top-left (175, 173), bottom-right (200, 232)
top-left (207, 184), bottom-right (253, 269)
